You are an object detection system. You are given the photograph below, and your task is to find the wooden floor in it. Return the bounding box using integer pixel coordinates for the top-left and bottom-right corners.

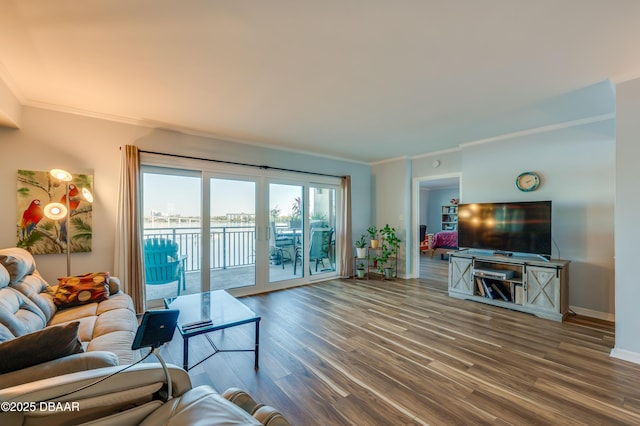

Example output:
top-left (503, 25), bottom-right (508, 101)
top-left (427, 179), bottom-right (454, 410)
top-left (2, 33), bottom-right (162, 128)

top-left (158, 256), bottom-right (640, 425)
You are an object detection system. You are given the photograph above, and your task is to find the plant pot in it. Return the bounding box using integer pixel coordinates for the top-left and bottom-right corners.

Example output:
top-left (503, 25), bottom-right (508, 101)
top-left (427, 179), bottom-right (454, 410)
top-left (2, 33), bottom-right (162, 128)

top-left (356, 269), bottom-right (366, 278)
top-left (370, 239), bottom-right (379, 249)
top-left (383, 267), bottom-right (394, 279)
top-left (356, 247), bottom-right (367, 258)
top-left (289, 218), bottom-right (301, 228)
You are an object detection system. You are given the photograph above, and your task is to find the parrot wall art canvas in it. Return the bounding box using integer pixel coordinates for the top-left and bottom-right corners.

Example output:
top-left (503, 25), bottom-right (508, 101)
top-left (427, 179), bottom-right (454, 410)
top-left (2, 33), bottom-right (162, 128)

top-left (16, 169), bottom-right (93, 255)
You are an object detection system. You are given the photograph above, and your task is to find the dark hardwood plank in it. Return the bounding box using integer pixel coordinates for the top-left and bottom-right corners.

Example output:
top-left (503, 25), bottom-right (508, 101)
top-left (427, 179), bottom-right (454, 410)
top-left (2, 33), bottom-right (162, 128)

top-left (158, 276), bottom-right (640, 425)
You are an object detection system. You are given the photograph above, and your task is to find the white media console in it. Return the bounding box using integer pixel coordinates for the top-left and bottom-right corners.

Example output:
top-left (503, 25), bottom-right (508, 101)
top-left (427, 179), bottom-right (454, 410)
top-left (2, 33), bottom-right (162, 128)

top-left (447, 250), bottom-right (570, 321)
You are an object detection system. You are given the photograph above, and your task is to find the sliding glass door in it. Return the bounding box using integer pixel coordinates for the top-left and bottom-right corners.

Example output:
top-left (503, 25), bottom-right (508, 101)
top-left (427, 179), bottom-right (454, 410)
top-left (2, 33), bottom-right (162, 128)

top-left (308, 185), bottom-right (337, 277)
top-left (269, 183), bottom-right (305, 283)
top-left (141, 156), bottom-right (342, 301)
top-left (210, 178), bottom-right (257, 291)
top-left (142, 167), bottom-right (202, 304)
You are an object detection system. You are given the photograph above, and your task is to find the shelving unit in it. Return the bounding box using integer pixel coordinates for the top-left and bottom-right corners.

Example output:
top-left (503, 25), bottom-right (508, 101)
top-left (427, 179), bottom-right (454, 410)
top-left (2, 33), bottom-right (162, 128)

top-left (353, 253), bottom-right (368, 279)
top-left (366, 246), bottom-right (398, 280)
top-left (448, 251), bottom-right (570, 321)
top-left (441, 205), bottom-right (458, 230)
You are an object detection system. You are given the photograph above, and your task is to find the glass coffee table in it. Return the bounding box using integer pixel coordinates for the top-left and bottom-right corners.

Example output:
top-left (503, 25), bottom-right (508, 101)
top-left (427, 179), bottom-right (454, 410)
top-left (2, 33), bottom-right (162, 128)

top-left (164, 290), bottom-right (261, 371)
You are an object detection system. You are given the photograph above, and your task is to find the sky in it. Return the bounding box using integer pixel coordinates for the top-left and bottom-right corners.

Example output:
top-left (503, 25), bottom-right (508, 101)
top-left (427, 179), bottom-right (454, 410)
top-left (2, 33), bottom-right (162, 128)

top-left (143, 173), bottom-right (302, 218)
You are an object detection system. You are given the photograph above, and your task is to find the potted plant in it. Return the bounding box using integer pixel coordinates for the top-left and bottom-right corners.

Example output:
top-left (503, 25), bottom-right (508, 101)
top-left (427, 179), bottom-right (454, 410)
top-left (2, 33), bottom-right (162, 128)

top-left (375, 255), bottom-right (385, 274)
top-left (355, 234), bottom-right (367, 258)
top-left (367, 226), bottom-right (379, 249)
top-left (290, 196), bottom-right (302, 228)
top-left (379, 224), bottom-right (401, 279)
top-left (356, 262), bottom-right (366, 279)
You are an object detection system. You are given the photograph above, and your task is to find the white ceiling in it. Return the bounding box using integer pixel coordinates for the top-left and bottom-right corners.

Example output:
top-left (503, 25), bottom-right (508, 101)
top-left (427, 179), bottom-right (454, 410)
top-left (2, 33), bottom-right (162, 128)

top-left (1, 1), bottom-right (638, 163)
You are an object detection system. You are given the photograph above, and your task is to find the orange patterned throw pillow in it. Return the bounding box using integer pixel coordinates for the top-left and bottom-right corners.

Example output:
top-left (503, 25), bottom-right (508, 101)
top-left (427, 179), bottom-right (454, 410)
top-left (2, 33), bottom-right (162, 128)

top-left (54, 272), bottom-right (110, 308)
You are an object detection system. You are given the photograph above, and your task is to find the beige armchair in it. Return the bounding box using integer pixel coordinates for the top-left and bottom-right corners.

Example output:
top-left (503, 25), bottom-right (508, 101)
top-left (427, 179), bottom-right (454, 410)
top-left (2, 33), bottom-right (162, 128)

top-left (0, 363), bottom-right (291, 426)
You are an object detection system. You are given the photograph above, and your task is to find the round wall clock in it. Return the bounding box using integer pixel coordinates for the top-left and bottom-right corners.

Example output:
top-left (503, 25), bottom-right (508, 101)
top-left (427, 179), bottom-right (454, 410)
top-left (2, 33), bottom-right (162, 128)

top-left (515, 171), bottom-right (540, 192)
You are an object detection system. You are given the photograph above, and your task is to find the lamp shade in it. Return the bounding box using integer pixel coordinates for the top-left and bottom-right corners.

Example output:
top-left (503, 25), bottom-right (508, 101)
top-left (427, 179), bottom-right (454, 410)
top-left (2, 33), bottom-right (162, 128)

top-left (82, 187), bottom-right (94, 203)
top-left (43, 202), bottom-right (68, 220)
top-left (50, 169), bottom-right (73, 182)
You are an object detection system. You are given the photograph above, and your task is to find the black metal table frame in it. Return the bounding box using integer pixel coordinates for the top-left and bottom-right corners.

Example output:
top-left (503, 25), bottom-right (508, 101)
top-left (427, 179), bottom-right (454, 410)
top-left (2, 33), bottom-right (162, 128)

top-left (178, 316), bottom-right (261, 371)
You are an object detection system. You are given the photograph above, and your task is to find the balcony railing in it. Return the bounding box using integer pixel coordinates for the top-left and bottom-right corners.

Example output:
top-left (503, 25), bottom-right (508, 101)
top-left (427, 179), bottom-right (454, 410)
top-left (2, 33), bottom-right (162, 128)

top-left (143, 226), bottom-right (256, 272)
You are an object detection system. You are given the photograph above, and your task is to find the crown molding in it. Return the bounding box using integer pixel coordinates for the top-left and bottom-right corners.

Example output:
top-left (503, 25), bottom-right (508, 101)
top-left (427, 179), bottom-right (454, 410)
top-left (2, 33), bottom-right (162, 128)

top-left (459, 113), bottom-right (615, 149)
top-left (18, 92), bottom-right (615, 167)
top-left (610, 71), bottom-right (640, 85)
top-left (410, 147), bottom-right (461, 160)
top-left (409, 113), bottom-right (615, 162)
top-left (370, 155), bottom-right (410, 167)
top-left (23, 100), bottom-right (370, 166)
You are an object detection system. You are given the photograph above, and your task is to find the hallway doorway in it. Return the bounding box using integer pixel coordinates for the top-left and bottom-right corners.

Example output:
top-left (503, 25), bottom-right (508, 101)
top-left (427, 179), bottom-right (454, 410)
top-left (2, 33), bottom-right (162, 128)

top-left (413, 174), bottom-right (460, 279)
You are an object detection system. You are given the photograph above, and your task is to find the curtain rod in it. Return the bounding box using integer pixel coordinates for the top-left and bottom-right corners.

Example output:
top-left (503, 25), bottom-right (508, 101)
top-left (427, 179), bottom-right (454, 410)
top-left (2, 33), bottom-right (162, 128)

top-left (137, 149), bottom-right (345, 179)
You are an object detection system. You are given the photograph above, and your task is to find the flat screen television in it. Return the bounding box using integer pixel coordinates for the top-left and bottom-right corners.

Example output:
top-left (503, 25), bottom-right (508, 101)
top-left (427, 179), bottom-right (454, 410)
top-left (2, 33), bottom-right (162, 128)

top-left (457, 201), bottom-right (552, 258)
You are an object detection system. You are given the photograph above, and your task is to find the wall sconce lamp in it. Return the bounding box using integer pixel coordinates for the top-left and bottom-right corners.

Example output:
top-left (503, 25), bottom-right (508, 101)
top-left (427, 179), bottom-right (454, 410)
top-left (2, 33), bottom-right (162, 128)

top-left (43, 168), bottom-right (93, 276)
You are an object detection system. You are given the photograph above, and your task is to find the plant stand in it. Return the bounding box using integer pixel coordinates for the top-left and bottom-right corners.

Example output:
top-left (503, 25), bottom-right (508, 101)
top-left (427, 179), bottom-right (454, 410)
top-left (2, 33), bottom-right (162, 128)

top-left (366, 247), bottom-right (398, 280)
top-left (353, 255), bottom-right (369, 280)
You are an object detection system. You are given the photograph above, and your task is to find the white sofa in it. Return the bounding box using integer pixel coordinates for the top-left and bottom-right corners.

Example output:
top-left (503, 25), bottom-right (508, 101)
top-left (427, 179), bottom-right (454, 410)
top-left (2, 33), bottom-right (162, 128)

top-left (0, 247), bottom-right (139, 388)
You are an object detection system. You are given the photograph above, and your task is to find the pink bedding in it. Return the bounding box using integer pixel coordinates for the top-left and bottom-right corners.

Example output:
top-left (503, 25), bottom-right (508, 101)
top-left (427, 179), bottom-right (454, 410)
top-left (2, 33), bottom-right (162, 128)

top-left (432, 230), bottom-right (458, 249)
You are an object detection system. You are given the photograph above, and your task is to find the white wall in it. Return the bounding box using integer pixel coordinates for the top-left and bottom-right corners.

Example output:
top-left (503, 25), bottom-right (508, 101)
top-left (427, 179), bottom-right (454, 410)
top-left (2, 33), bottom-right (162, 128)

top-left (412, 152), bottom-right (463, 243)
top-left (612, 77), bottom-right (640, 362)
top-left (461, 120), bottom-right (615, 318)
top-left (412, 150), bottom-right (462, 180)
top-left (0, 106), bottom-right (371, 284)
top-left (380, 120), bottom-right (616, 316)
top-left (371, 158), bottom-right (411, 277)
top-left (1, 107), bottom-right (145, 280)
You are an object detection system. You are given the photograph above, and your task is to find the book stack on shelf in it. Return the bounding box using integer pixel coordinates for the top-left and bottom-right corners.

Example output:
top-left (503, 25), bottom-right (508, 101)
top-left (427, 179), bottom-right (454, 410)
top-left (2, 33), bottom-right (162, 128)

top-left (474, 277), bottom-right (523, 305)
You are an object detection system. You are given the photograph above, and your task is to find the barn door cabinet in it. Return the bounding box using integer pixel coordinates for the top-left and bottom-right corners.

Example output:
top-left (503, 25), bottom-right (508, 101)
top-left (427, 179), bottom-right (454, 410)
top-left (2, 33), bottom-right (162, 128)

top-left (447, 251), bottom-right (569, 321)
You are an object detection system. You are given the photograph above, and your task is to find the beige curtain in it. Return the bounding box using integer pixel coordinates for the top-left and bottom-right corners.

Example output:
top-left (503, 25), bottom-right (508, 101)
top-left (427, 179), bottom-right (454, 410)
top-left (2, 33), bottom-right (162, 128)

top-left (338, 176), bottom-right (352, 277)
top-left (114, 145), bottom-right (145, 313)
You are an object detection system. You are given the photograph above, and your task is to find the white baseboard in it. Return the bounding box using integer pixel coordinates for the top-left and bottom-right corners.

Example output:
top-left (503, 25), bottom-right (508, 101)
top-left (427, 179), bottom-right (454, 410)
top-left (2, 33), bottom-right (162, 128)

top-left (569, 305), bottom-right (615, 322)
top-left (610, 348), bottom-right (640, 365)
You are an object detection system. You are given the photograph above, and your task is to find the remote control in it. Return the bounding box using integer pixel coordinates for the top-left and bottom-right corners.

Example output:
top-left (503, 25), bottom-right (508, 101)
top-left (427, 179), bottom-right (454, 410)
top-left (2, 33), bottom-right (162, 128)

top-left (182, 323), bottom-right (212, 331)
top-left (181, 319), bottom-right (213, 330)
